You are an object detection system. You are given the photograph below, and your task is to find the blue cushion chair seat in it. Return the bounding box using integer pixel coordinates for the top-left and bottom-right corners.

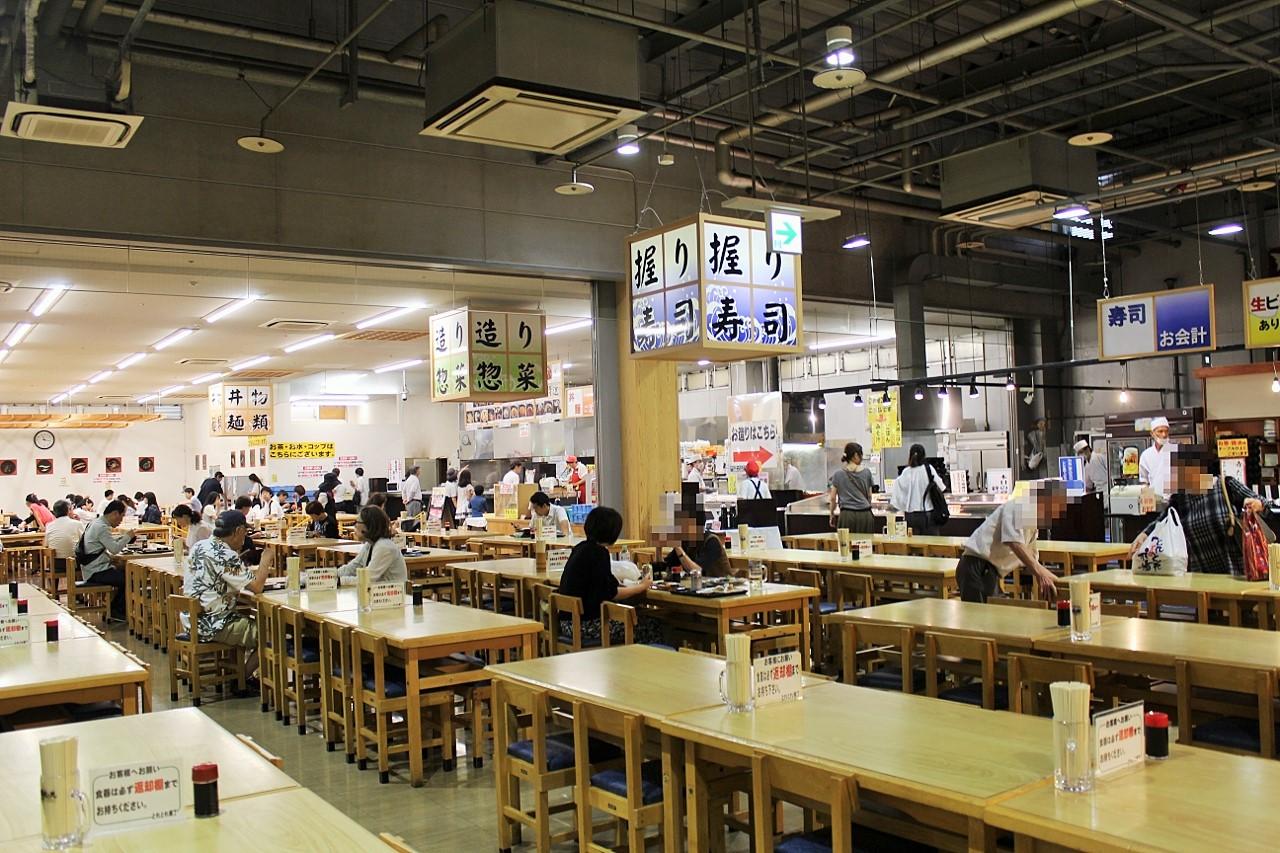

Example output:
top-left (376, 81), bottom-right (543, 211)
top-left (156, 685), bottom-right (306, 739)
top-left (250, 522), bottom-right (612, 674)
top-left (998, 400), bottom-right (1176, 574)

top-left (284, 638), bottom-right (320, 663)
top-left (938, 682), bottom-right (1009, 710)
top-left (507, 731), bottom-right (623, 771)
top-left (590, 760), bottom-right (664, 805)
top-left (1194, 716), bottom-right (1280, 753)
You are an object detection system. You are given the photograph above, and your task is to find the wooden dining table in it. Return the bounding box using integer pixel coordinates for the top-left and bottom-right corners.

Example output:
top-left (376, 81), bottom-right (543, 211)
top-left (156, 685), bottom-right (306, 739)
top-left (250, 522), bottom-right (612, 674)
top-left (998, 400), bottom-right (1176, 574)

top-left (0, 707), bottom-right (298, 842)
top-left (1057, 568), bottom-right (1280, 626)
top-left (725, 547), bottom-right (959, 600)
top-left (469, 533), bottom-right (645, 559)
top-left (316, 542), bottom-right (476, 589)
top-left (0, 636), bottom-right (150, 716)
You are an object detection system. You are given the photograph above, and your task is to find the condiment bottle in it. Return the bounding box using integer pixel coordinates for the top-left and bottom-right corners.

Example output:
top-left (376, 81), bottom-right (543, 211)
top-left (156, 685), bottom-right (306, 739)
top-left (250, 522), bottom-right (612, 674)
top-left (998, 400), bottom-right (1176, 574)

top-left (192, 762), bottom-right (219, 817)
top-left (1145, 711), bottom-right (1170, 760)
top-left (1056, 599), bottom-right (1071, 627)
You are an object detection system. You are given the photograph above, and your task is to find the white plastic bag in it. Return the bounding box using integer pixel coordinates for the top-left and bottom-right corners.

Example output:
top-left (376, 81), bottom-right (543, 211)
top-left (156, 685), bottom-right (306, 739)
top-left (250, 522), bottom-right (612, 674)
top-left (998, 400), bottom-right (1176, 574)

top-left (1131, 507), bottom-right (1189, 576)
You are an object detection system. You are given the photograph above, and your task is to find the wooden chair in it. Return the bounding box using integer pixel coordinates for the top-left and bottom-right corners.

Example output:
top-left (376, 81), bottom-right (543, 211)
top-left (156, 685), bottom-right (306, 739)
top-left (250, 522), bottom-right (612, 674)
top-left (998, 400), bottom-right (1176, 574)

top-left (56, 558), bottom-right (114, 626)
top-left (2, 545), bottom-right (52, 586)
top-left (550, 593), bottom-right (598, 654)
top-left (838, 622), bottom-right (917, 692)
top-left (151, 571), bottom-right (183, 652)
top-left (108, 641), bottom-right (153, 714)
top-left (451, 566), bottom-right (481, 609)
top-left (750, 753), bottom-right (856, 853)
top-left (923, 631), bottom-right (1004, 710)
top-left (166, 595), bottom-right (245, 706)
top-left (1101, 601), bottom-right (1141, 618)
top-left (1148, 589), bottom-right (1210, 623)
top-left (1176, 659), bottom-right (1278, 758)
top-left (572, 699), bottom-right (664, 852)
top-left (745, 623), bottom-right (804, 659)
top-left (494, 679), bottom-right (618, 852)
top-left (1007, 653), bottom-right (1095, 716)
top-left (277, 604), bottom-right (323, 734)
top-left (601, 601), bottom-right (636, 647)
top-left (531, 582), bottom-right (556, 656)
top-left (987, 597), bottom-right (1049, 610)
top-left (831, 571), bottom-right (875, 611)
top-left (256, 596), bottom-right (283, 718)
top-left (235, 733), bottom-right (285, 769)
top-left (350, 628), bottom-right (455, 783)
top-left (785, 567), bottom-right (830, 667)
top-left (319, 619), bottom-right (356, 761)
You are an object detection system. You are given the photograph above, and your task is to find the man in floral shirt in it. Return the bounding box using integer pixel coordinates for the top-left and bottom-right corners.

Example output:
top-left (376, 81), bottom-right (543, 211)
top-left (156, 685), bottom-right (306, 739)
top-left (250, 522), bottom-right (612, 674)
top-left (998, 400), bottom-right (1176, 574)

top-left (186, 510), bottom-right (271, 680)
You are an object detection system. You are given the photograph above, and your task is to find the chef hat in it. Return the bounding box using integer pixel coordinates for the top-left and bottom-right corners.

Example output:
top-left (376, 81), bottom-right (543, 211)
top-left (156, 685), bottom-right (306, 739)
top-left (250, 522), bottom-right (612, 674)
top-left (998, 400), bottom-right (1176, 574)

top-left (1150, 416), bottom-right (1170, 432)
top-left (1073, 439), bottom-right (1089, 452)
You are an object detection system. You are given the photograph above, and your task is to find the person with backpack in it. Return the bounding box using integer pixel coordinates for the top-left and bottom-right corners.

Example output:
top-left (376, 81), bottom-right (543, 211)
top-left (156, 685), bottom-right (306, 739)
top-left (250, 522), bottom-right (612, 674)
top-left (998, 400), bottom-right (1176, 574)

top-left (890, 443), bottom-right (949, 536)
top-left (78, 500), bottom-right (136, 620)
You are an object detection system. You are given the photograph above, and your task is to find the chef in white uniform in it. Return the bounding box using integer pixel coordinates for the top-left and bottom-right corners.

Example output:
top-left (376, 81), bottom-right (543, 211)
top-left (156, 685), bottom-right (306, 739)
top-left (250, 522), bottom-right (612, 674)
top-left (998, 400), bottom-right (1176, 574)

top-left (1074, 439), bottom-right (1108, 495)
top-left (1138, 416), bottom-right (1173, 497)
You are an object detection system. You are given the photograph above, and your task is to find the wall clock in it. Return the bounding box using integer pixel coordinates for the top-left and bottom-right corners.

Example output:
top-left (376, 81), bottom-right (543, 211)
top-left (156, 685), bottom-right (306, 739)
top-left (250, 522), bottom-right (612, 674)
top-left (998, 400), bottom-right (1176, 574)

top-left (33, 429), bottom-right (55, 450)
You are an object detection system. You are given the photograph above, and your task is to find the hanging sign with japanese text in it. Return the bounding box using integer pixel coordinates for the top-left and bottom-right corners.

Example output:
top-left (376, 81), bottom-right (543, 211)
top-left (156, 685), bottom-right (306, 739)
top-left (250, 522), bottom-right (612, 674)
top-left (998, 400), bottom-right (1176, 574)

top-left (726, 392), bottom-right (783, 474)
top-left (627, 214), bottom-right (803, 362)
top-left (430, 307), bottom-right (547, 403)
top-left (1243, 277), bottom-right (1280, 349)
top-left (269, 442), bottom-right (335, 460)
top-left (866, 388), bottom-right (902, 453)
top-left (208, 383), bottom-right (272, 437)
top-left (1097, 285), bottom-right (1215, 361)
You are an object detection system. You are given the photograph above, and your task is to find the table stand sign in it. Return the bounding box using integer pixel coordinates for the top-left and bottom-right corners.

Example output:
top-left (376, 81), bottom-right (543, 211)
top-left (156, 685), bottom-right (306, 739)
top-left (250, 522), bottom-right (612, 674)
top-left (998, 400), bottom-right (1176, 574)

top-left (719, 634), bottom-right (753, 713)
top-left (547, 548), bottom-right (570, 574)
top-left (286, 556), bottom-right (301, 597)
top-left (0, 614), bottom-right (30, 646)
top-left (752, 650), bottom-right (803, 707)
top-left (368, 582), bottom-right (405, 611)
top-left (40, 735), bottom-right (88, 850)
top-left (305, 568), bottom-right (338, 591)
top-left (1093, 701), bottom-right (1146, 778)
top-left (87, 758), bottom-right (182, 834)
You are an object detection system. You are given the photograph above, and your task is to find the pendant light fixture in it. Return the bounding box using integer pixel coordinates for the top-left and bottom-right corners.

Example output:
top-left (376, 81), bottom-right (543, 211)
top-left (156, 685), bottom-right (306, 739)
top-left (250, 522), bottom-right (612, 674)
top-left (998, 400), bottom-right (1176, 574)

top-left (814, 26), bottom-right (866, 89)
top-left (936, 385), bottom-right (948, 399)
top-left (853, 390), bottom-right (864, 407)
top-left (968, 381), bottom-right (980, 399)
top-left (554, 168), bottom-right (595, 196)
top-left (881, 388), bottom-right (891, 405)
top-left (1005, 374), bottom-right (1017, 391)
top-left (912, 386), bottom-right (924, 401)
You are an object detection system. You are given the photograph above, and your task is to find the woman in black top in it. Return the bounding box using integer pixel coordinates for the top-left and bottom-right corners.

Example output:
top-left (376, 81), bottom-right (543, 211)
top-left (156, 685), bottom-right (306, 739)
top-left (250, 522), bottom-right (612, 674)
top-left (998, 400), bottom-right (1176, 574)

top-left (141, 492), bottom-right (162, 524)
top-left (305, 501), bottom-right (339, 538)
top-left (558, 506), bottom-right (664, 645)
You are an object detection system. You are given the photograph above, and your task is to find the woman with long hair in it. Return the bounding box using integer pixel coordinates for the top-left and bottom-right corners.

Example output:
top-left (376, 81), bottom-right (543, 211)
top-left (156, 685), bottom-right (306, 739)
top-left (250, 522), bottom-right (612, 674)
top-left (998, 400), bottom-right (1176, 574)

top-left (890, 443), bottom-right (948, 536)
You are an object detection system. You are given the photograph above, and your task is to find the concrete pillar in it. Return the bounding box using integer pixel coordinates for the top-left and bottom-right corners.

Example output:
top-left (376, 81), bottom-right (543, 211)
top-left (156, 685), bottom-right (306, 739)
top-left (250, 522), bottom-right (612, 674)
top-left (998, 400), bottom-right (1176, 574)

top-left (591, 281), bottom-right (623, 510)
top-left (893, 282), bottom-right (927, 381)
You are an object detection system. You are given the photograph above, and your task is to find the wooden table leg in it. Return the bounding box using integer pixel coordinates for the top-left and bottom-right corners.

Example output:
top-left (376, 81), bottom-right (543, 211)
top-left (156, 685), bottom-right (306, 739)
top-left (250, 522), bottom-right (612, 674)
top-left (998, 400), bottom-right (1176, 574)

top-left (407, 655), bottom-right (424, 787)
top-left (684, 739), bottom-right (708, 853)
top-left (798, 597), bottom-right (812, 672)
top-left (122, 683), bottom-right (138, 715)
top-left (967, 816), bottom-right (997, 853)
top-left (662, 733), bottom-right (685, 853)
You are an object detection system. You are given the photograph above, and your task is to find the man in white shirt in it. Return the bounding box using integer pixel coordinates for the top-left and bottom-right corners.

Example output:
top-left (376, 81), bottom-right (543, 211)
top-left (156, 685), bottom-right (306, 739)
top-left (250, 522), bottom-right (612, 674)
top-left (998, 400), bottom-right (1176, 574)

top-left (1074, 439), bottom-right (1108, 495)
top-left (956, 479), bottom-right (1068, 602)
top-left (43, 500), bottom-right (84, 560)
top-left (684, 458), bottom-right (706, 491)
top-left (1138, 416), bottom-right (1174, 496)
top-left (737, 461), bottom-right (771, 499)
top-left (352, 467), bottom-right (368, 507)
top-left (502, 461), bottom-right (524, 487)
top-left (401, 466), bottom-right (423, 517)
top-left (528, 491), bottom-right (572, 535)
top-left (783, 461), bottom-right (805, 491)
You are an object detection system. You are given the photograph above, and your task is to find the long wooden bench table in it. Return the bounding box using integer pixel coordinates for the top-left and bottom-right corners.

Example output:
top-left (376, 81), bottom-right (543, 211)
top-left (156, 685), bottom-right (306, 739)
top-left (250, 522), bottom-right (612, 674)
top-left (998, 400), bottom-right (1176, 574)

top-left (1058, 568), bottom-right (1280, 626)
top-left (0, 637), bottom-right (150, 717)
top-left (725, 548), bottom-right (959, 600)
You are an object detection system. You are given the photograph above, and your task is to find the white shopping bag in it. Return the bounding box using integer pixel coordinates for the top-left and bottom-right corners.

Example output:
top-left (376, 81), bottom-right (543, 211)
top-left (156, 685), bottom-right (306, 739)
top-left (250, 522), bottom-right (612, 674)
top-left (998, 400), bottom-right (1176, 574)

top-left (1131, 508), bottom-right (1189, 576)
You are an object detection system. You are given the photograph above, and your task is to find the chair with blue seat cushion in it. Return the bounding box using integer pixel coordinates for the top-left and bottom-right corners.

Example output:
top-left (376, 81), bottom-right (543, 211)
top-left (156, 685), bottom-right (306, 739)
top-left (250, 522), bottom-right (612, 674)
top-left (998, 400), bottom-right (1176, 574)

top-left (924, 631), bottom-right (1002, 711)
top-left (749, 753), bottom-right (856, 853)
top-left (166, 594), bottom-right (244, 707)
top-left (1177, 658), bottom-right (1277, 758)
top-left (839, 621), bottom-right (917, 693)
top-left (318, 619), bottom-right (356, 760)
top-left (572, 701), bottom-right (665, 852)
top-left (277, 604), bottom-right (323, 733)
top-left (350, 629), bottom-right (455, 784)
top-left (1007, 653), bottom-right (1094, 717)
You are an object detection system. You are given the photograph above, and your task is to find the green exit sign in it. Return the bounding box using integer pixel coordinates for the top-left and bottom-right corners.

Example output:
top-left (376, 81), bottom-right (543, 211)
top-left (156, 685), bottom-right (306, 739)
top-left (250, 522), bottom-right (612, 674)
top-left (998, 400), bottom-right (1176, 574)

top-left (767, 210), bottom-right (802, 255)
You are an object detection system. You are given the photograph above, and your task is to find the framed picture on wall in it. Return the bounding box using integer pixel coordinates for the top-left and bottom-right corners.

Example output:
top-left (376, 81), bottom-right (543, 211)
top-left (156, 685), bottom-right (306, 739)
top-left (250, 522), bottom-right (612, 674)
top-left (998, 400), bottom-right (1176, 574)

top-left (71, 458), bottom-right (88, 474)
top-left (239, 450), bottom-right (246, 468)
top-left (36, 459), bottom-right (53, 475)
top-left (194, 454), bottom-right (200, 471)
top-left (200, 454), bottom-right (207, 470)
top-left (0, 460), bottom-right (15, 476)
top-left (230, 451), bottom-right (236, 469)
top-left (259, 448), bottom-right (266, 467)
top-left (105, 457), bottom-right (122, 474)
top-left (138, 457), bottom-right (154, 473)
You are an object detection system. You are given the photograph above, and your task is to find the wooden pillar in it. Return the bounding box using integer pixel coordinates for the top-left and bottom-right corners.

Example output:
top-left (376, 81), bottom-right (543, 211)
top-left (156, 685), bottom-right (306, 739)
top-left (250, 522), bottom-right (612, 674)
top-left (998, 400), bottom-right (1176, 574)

top-left (615, 280), bottom-right (680, 541)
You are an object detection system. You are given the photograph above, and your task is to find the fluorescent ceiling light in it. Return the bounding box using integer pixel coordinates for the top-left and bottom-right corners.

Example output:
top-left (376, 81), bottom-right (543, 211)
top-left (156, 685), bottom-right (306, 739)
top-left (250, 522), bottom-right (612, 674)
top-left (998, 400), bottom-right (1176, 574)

top-left (546, 318), bottom-right (592, 336)
top-left (283, 333), bottom-right (336, 353)
top-left (355, 305), bottom-right (422, 330)
top-left (561, 362), bottom-right (575, 369)
top-left (291, 395), bottom-right (369, 404)
top-left (807, 333), bottom-right (894, 352)
top-left (696, 359), bottom-right (712, 366)
top-left (116, 352), bottom-right (146, 370)
top-left (30, 285), bottom-right (67, 317)
top-left (158, 385), bottom-right (185, 396)
top-left (191, 372), bottom-right (226, 384)
top-left (842, 234), bottom-right (871, 249)
top-left (50, 392), bottom-right (68, 404)
top-left (1052, 204), bottom-right (1090, 220)
top-left (204, 294), bottom-right (260, 323)
top-left (373, 358), bottom-right (423, 374)
top-left (5, 322), bottom-right (33, 347)
top-left (231, 355), bottom-right (271, 371)
top-left (154, 328), bottom-right (195, 350)
top-left (136, 394), bottom-right (158, 404)
top-left (1207, 223), bottom-right (1244, 236)
top-left (69, 384), bottom-right (86, 395)
top-left (88, 370), bottom-right (112, 384)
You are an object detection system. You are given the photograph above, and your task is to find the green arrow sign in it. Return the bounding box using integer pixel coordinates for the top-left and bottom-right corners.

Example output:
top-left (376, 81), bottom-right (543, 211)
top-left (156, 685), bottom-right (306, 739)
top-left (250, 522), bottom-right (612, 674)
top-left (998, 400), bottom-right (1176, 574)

top-left (767, 210), bottom-right (803, 255)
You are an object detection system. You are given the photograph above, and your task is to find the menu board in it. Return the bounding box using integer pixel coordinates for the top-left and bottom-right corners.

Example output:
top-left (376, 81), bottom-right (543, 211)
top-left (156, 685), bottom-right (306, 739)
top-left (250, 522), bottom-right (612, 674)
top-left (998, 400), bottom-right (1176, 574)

top-left (430, 307), bottom-right (547, 403)
top-left (209, 383), bottom-right (272, 437)
top-left (865, 388), bottom-right (902, 453)
top-left (1097, 285), bottom-right (1215, 360)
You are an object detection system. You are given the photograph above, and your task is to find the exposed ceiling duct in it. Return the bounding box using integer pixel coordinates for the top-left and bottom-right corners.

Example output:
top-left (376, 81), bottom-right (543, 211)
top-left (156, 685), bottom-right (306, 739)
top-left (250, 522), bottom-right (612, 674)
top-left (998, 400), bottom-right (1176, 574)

top-left (940, 137), bottom-right (1099, 229)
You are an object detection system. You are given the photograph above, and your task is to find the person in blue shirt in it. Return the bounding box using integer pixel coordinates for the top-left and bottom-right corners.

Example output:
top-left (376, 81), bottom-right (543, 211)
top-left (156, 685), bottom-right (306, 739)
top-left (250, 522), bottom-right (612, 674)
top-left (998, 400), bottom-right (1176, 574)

top-left (468, 484), bottom-right (487, 518)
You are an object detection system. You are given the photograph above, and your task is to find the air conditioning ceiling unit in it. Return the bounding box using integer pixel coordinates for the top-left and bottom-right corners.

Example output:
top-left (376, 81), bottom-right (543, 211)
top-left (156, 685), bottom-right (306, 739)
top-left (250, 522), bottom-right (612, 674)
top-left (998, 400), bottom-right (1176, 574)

top-left (0, 102), bottom-right (142, 148)
top-left (940, 137), bottom-right (1096, 229)
top-left (421, 0), bottom-right (644, 154)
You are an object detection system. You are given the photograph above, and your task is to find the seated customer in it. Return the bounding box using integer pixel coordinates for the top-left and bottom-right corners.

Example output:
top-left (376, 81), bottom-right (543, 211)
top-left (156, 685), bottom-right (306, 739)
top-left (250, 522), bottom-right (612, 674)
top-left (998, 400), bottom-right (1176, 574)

top-left (186, 511), bottom-right (272, 685)
top-left (172, 504), bottom-right (212, 550)
top-left (337, 506), bottom-right (406, 584)
top-left (306, 500), bottom-right (339, 538)
top-left (558, 506), bottom-right (663, 645)
top-left (78, 500), bottom-right (136, 619)
top-left (661, 493), bottom-right (737, 578)
top-left (528, 490), bottom-right (571, 535)
top-left (44, 500), bottom-right (84, 562)
top-left (141, 492), bottom-right (163, 524)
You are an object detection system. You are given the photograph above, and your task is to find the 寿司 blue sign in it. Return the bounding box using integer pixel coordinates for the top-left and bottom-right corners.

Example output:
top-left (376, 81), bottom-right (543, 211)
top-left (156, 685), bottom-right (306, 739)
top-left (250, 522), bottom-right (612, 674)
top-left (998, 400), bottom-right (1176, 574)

top-left (1096, 285), bottom-right (1215, 361)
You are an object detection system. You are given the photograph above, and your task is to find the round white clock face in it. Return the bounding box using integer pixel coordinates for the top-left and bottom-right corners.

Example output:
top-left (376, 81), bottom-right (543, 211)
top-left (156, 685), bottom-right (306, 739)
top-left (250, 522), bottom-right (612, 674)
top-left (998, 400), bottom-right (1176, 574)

top-left (33, 429), bottom-right (55, 450)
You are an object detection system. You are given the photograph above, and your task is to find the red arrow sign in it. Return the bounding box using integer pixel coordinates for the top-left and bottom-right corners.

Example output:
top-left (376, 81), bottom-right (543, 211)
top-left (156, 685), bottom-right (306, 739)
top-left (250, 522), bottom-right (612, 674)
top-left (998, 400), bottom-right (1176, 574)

top-left (732, 447), bottom-right (774, 466)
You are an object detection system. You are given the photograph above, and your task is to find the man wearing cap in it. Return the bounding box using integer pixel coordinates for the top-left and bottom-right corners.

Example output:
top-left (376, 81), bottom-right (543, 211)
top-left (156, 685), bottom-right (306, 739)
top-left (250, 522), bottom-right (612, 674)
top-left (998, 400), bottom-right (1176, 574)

top-left (737, 460), bottom-right (772, 499)
top-left (1074, 439), bottom-right (1108, 494)
top-left (563, 455), bottom-right (588, 502)
top-left (1139, 416), bottom-right (1174, 496)
top-left (185, 510), bottom-right (272, 683)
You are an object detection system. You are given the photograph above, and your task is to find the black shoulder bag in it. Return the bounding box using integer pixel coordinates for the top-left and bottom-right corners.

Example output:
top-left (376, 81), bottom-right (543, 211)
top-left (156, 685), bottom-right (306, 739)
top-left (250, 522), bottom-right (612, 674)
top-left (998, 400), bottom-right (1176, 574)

top-left (926, 466), bottom-right (951, 526)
